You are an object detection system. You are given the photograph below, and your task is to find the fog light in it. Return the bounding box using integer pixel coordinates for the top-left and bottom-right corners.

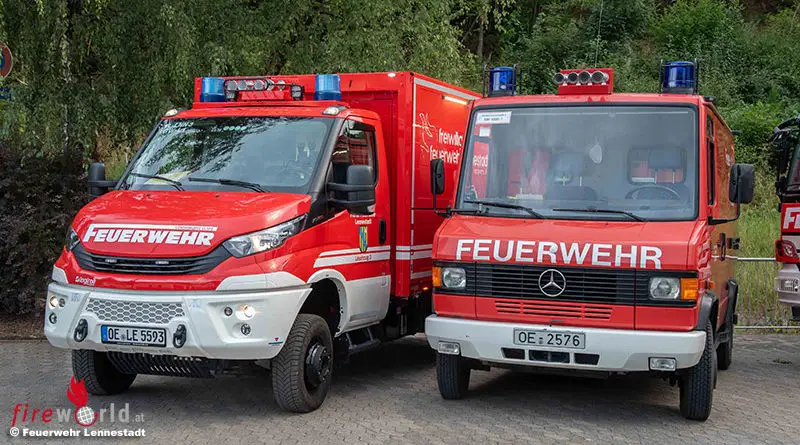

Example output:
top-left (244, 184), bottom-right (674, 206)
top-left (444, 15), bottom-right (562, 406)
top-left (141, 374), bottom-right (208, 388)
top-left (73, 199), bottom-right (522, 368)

top-left (241, 324), bottom-right (251, 336)
top-left (437, 341), bottom-right (460, 355)
top-left (58, 298), bottom-right (66, 308)
top-left (49, 296), bottom-right (58, 308)
top-left (240, 304), bottom-right (255, 319)
top-left (224, 307), bottom-right (233, 317)
top-left (48, 313), bottom-right (57, 324)
top-left (649, 357), bottom-right (677, 371)
top-left (778, 278), bottom-right (799, 293)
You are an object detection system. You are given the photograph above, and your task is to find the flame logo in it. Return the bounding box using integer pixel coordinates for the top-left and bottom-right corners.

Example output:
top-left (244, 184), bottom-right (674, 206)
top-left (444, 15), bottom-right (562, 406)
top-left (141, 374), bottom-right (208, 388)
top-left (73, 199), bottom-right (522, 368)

top-left (415, 112), bottom-right (438, 156)
top-left (67, 377), bottom-right (97, 426)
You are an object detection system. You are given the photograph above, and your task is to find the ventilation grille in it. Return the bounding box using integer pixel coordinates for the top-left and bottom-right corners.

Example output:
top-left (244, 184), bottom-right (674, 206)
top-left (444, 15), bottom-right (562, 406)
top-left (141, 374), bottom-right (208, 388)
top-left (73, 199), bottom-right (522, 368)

top-left (85, 299), bottom-right (184, 325)
top-left (494, 299), bottom-right (612, 321)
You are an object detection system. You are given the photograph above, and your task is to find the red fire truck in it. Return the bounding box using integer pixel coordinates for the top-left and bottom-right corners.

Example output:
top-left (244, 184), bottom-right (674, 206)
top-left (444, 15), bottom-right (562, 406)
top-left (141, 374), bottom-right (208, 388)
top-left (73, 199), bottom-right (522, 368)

top-left (426, 63), bottom-right (755, 421)
top-left (772, 115), bottom-right (800, 321)
top-left (44, 72), bottom-right (479, 412)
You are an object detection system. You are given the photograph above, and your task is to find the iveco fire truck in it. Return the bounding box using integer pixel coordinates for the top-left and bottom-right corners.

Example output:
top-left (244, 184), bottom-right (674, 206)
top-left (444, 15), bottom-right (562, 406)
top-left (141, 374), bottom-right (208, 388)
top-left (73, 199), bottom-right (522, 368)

top-left (425, 63), bottom-right (755, 421)
top-left (772, 115), bottom-right (800, 321)
top-left (44, 72), bottom-right (479, 412)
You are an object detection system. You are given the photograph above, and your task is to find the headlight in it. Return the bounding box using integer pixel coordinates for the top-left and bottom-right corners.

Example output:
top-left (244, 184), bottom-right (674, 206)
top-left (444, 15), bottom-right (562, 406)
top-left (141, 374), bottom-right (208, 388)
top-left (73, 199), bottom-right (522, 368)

top-left (441, 267), bottom-right (466, 289)
top-left (66, 227), bottom-right (80, 251)
top-left (649, 277), bottom-right (680, 299)
top-left (223, 215), bottom-right (305, 258)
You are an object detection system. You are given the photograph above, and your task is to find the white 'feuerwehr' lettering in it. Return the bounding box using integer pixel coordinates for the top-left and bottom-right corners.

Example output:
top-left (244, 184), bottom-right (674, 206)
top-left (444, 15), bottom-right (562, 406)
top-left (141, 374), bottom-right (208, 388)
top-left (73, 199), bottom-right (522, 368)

top-left (454, 239), bottom-right (663, 269)
top-left (82, 224), bottom-right (216, 246)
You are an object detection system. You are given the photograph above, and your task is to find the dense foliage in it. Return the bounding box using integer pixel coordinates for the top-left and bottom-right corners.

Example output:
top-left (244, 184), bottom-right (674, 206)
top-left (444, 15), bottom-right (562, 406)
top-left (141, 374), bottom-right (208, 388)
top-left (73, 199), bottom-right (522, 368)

top-left (1, 0), bottom-right (799, 314)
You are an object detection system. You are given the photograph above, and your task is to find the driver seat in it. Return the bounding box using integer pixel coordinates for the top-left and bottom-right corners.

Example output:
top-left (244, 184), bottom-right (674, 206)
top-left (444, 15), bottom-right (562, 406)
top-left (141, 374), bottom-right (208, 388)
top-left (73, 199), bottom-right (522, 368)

top-left (544, 152), bottom-right (597, 200)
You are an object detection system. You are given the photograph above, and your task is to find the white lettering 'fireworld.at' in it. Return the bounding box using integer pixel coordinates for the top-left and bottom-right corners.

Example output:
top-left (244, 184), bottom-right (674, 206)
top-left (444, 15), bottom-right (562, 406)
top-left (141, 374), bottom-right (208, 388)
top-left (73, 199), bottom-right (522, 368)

top-left (455, 239), bottom-right (663, 269)
top-left (82, 224), bottom-right (217, 246)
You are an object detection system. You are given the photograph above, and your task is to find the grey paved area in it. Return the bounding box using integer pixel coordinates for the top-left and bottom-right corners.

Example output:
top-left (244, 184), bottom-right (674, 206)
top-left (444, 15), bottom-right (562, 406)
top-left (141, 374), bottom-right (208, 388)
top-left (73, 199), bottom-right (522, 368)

top-left (1, 334), bottom-right (799, 445)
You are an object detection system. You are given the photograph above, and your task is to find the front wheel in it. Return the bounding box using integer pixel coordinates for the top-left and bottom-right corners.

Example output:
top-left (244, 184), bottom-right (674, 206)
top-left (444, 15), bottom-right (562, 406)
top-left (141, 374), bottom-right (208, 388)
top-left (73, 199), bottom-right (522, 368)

top-left (72, 350), bottom-right (136, 395)
top-left (271, 314), bottom-right (333, 413)
top-left (436, 353), bottom-right (471, 399)
top-left (679, 320), bottom-right (716, 421)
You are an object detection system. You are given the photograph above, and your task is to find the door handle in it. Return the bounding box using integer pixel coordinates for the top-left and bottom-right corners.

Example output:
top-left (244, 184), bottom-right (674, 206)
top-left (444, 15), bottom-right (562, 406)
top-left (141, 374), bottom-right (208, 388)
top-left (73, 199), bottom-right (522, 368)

top-left (379, 219), bottom-right (387, 244)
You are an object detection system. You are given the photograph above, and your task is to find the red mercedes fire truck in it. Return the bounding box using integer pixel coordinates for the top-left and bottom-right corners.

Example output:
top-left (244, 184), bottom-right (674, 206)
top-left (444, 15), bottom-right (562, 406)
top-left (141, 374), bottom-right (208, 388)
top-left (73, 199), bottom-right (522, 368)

top-left (44, 72), bottom-right (479, 412)
top-left (772, 115), bottom-right (800, 321)
top-left (425, 63), bottom-right (755, 421)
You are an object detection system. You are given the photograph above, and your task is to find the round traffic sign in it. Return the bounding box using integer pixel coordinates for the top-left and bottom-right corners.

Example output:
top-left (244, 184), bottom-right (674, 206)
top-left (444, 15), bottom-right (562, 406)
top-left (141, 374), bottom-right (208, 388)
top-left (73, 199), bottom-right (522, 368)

top-left (0, 42), bottom-right (12, 78)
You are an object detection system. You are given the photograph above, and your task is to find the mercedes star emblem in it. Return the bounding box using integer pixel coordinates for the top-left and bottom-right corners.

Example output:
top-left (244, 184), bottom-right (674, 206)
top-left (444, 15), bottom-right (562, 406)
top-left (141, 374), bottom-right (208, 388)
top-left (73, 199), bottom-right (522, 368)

top-left (538, 269), bottom-right (566, 297)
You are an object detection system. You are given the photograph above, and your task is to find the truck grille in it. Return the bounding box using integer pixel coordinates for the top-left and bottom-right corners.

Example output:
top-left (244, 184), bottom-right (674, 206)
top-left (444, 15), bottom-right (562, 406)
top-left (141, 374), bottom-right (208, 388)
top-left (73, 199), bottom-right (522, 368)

top-left (472, 263), bottom-right (637, 305)
top-left (85, 299), bottom-right (184, 325)
top-left (73, 244), bottom-right (229, 275)
top-left (494, 299), bottom-right (613, 321)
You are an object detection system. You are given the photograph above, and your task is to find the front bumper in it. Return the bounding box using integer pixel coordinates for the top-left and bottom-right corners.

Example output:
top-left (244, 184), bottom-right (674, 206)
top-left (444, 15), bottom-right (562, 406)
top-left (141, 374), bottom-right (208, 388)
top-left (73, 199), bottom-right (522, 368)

top-left (425, 315), bottom-right (706, 372)
top-left (44, 282), bottom-right (311, 360)
top-left (775, 264), bottom-right (800, 308)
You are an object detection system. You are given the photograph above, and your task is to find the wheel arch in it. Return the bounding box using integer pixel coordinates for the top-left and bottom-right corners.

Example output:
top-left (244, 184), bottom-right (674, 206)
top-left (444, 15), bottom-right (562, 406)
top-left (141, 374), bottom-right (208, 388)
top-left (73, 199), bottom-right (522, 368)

top-left (695, 291), bottom-right (719, 333)
top-left (305, 269), bottom-right (348, 335)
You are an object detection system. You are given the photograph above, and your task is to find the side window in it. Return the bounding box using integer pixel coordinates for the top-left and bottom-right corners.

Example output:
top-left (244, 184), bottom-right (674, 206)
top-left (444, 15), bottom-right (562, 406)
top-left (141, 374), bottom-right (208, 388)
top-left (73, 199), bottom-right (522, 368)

top-left (706, 117), bottom-right (715, 204)
top-left (330, 121), bottom-right (377, 197)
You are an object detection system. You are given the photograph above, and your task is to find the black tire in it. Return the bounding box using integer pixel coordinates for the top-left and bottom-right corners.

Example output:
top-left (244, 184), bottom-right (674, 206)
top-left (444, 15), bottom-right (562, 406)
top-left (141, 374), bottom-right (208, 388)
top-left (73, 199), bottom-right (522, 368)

top-left (71, 350), bottom-right (136, 395)
top-left (271, 314), bottom-right (333, 413)
top-left (717, 307), bottom-right (734, 371)
top-left (679, 320), bottom-right (716, 421)
top-left (436, 353), bottom-right (471, 399)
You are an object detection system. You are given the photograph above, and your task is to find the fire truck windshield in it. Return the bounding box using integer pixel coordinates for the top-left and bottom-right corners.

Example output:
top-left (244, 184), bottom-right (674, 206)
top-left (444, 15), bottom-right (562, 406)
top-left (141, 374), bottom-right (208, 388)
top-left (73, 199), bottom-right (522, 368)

top-left (457, 105), bottom-right (698, 221)
top-left (120, 116), bottom-right (333, 193)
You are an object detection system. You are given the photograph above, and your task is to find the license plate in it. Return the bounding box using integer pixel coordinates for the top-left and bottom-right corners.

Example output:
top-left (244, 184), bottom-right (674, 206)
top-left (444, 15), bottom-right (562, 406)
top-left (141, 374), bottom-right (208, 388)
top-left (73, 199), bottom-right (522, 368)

top-left (101, 325), bottom-right (166, 347)
top-left (513, 329), bottom-right (586, 349)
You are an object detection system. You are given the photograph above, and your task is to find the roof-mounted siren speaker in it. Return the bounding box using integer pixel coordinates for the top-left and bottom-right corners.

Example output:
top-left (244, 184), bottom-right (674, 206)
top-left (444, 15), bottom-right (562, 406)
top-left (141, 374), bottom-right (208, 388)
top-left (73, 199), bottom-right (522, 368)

top-left (484, 64), bottom-right (520, 97)
top-left (555, 68), bottom-right (614, 94)
top-left (566, 72), bottom-right (579, 84)
top-left (591, 71), bottom-right (609, 84)
top-left (660, 59), bottom-right (698, 94)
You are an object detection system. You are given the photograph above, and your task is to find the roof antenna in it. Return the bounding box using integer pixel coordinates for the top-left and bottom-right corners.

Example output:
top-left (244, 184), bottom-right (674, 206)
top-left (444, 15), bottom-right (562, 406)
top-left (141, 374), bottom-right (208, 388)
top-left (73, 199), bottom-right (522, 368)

top-left (593, 0), bottom-right (604, 68)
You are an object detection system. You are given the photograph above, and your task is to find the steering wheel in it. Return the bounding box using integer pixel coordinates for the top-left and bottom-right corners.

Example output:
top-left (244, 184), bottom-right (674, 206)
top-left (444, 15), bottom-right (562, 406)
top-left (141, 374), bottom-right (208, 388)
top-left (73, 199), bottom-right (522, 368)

top-left (625, 185), bottom-right (681, 200)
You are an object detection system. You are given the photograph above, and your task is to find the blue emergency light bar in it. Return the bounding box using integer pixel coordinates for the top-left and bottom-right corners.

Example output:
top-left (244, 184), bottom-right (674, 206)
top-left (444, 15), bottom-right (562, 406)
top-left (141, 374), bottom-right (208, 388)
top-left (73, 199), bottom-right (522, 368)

top-left (485, 66), bottom-right (518, 97)
top-left (660, 60), bottom-right (697, 94)
top-left (200, 77), bottom-right (226, 102)
top-left (314, 74), bottom-right (342, 101)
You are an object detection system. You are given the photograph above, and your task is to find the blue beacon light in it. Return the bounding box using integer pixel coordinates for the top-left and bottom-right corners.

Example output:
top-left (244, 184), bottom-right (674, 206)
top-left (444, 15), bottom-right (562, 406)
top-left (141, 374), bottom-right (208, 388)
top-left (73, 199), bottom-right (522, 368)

top-left (661, 61), bottom-right (696, 94)
top-left (200, 77), bottom-right (226, 102)
top-left (315, 74), bottom-right (342, 101)
top-left (488, 66), bottom-right (517, 97)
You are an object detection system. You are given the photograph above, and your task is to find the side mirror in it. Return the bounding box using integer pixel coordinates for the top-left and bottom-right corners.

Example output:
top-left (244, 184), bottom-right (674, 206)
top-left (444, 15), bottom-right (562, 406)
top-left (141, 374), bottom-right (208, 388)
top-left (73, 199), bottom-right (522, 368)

top-left (328, 164), bottom-right (376, 214)
top-left (88, 162), bottom-right (117, 198)
top-left (730, 163), bottom-right (755, 204)
top-left (430, 159), bottom-right (445, 195)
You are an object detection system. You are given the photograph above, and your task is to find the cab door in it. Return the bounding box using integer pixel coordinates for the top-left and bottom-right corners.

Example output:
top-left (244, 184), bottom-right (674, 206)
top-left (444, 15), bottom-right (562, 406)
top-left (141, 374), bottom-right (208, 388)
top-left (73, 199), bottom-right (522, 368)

top-left (707, 111), bottom-right (737, 330)
top-left (321, 117), bottom-right (391, 332)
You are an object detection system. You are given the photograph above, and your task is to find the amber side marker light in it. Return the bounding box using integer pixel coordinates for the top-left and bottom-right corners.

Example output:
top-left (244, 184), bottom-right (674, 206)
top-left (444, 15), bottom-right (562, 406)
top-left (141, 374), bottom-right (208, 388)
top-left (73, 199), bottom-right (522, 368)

top-left (680, 278), bottom-right (699, 301)
top-left (432, 267), bottom-right (442, 288)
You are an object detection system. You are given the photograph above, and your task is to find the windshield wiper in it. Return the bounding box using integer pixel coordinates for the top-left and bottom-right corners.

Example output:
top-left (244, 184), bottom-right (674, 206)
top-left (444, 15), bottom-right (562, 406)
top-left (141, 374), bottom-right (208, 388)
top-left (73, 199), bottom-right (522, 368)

top-left (187, 177), bottom-right (267, 192)
top-left (552, 207), bottom-right (644, 222)
top-left (128, 172), bottom-right (184, 190)
top-left (462, 199), bottom-right (544, 219)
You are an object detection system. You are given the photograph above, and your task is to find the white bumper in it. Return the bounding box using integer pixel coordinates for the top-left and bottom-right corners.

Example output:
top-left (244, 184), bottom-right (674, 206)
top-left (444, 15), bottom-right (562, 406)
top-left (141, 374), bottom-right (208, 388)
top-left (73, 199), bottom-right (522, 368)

top-left (425, 315), bottom-right (706, 372)
top-left (44, 281), bottom-right (311, 360)
top-left (775, 264), bottom-right (800, 308)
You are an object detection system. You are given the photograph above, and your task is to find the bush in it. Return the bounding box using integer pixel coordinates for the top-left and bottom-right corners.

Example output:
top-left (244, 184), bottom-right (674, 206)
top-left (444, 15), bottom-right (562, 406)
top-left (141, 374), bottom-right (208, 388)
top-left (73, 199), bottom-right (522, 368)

top-left (0, 144), bottom-right (88, 315)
